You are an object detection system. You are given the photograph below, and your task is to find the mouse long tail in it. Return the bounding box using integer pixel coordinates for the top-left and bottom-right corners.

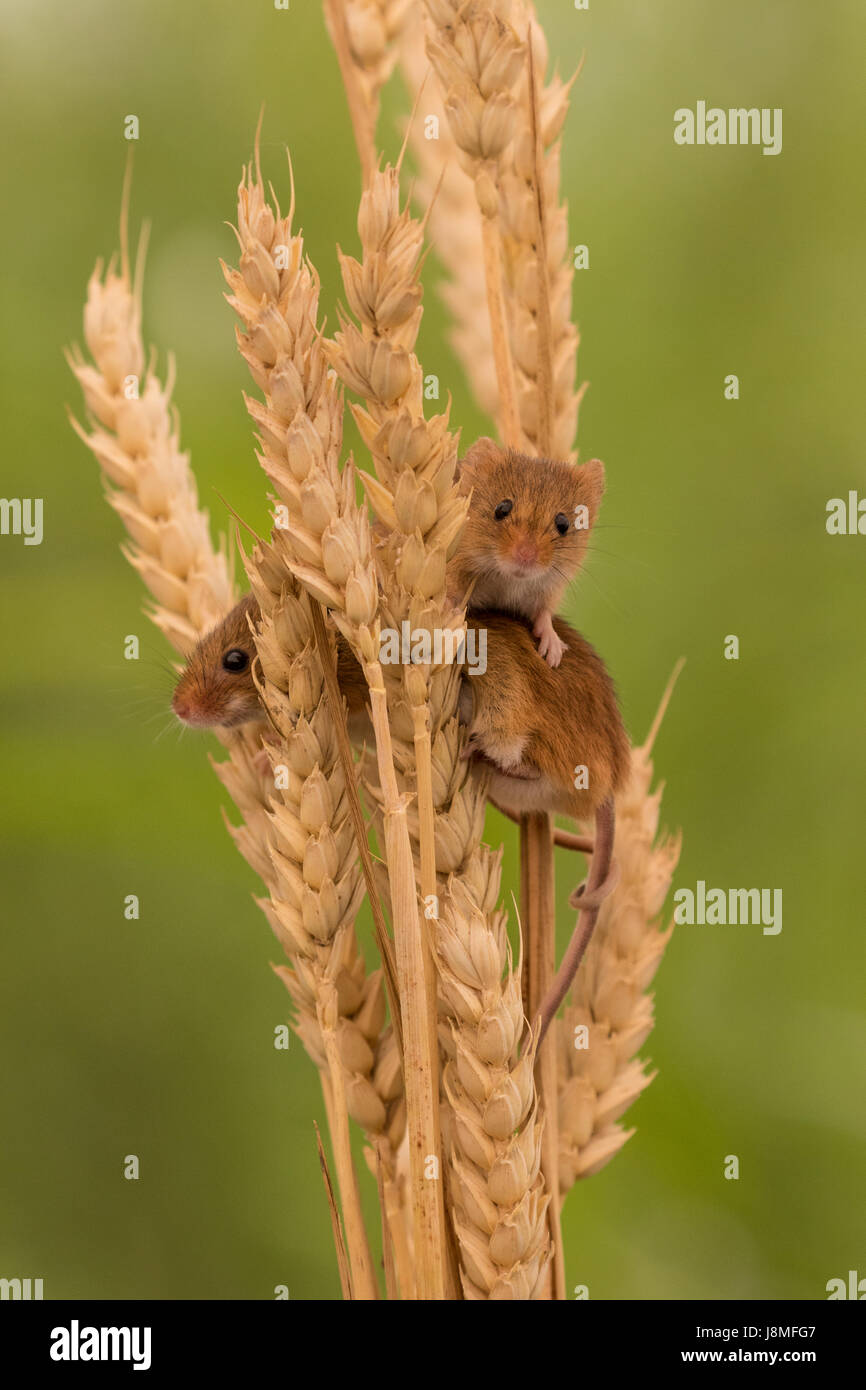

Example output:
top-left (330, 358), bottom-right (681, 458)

top-left (534, 796), bottom-right (617, 1048)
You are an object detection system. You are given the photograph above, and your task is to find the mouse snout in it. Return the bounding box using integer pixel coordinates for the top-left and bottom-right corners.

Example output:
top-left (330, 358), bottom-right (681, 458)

top-left (171, 689), bottom-right (199, 725)
top-left (172, 685), bottom-right (217, 727)
top-left (509, 536), bottom-right (539, 569)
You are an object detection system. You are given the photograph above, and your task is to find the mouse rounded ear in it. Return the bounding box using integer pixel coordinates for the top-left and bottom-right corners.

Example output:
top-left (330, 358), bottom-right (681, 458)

top-left (457, 435), bottom-right (502, 477)
top-left (575, 458), bottom-right (606, 519)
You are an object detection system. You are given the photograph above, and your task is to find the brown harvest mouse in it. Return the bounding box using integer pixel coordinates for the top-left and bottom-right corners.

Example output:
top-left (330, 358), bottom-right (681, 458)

top-left (171, 592), bottom-right (369, 735)
top-left (458, 610), bottom-right (628, 823)
top-left (449, 436), bottom-right (606, 668)
top-left (459, 608), bottom-right (627, 1042)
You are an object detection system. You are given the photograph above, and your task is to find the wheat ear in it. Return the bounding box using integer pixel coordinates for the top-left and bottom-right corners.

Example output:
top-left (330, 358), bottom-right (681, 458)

top-left (557, 669), bottom-right (682, 1190)
top-left (65, 210), bottom-right (272, 880)
top-left (497, 2), bottom-right (583, 458)
top-left (423, 0), bottom-right (527, 443)
top-left (65, 255), bottom-right (234, 651)
top-left (397, 8), bottom-right (498, 421)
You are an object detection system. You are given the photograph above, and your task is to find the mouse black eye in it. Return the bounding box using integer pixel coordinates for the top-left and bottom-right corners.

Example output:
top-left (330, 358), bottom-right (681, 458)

top-left (554, 513), bottom-right (570, 536)
top-left (494, 499), bottom-right (513, 520)
top-left (222, 648), bottom-right (250, 673)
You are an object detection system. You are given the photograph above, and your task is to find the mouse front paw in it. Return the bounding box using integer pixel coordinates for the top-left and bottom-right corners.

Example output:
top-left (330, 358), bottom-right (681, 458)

top-left (533, 610), bottom-right (567, 668)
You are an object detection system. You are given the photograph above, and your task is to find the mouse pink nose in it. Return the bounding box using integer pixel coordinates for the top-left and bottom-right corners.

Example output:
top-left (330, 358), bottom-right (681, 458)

top-left (511, 539), bottom-right (538, 567)
top-left (173, 693), bottom-right (193, 722)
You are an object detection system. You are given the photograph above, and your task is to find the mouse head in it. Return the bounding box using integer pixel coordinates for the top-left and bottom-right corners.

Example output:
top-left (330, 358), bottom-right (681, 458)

top-left (458, 437), bottom-right (605, 585)
top-left (172, 593), bottom-right (265, 729)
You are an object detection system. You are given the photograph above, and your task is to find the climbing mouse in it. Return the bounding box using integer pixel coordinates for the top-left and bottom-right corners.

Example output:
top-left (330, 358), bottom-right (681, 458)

top-left (458, 608), bottom-right (628, 1042)
top-left (457, 609), bottom-right (628, 822)
top-left (171, 593), bottom-right (368, 734)
top-left (171, 594), bottom-right (266, 730)
top-left (448, 436), bottom-right (605, 667)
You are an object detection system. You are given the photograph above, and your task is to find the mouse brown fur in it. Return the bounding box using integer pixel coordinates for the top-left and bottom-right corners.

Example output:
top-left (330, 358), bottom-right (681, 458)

top-left (449, 436), bottom-right (605, 667)
top-left (458, 610), bottom-right (628, 821)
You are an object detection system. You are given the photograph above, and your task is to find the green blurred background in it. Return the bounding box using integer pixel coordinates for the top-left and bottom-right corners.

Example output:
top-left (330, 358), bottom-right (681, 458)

top-left (1, 0), bottom-right (864, 1300)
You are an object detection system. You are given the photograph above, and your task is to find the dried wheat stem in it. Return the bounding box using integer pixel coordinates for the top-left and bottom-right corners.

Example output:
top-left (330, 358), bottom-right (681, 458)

top-left (315, 1120), bottom-right (354, 1300)
top-left (376, 1138), bottom-right (416, 1298)
top-left (526, 28), bottom-right (554, 457)
top-left (518, 811), bottom-right (561, 1298)
top-left (310, 597), bottom-right (401, 1044)
top-left (364, 654), bottom-right (449, 1299)
top-left (480, 217), bottom-right (521, 444)
top-left (319, 978), bottom-right (378, 1296)
top-left (409, 692), bottom-right (444, 1072)
top-left (328, 163), bottom-right (470, 1299)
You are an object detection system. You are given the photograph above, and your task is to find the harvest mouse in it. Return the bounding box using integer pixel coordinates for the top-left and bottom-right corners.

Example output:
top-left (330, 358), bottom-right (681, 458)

top-left (172, 594), bottom-right (267, 730)
top-left (449, 437), bottom-right (605, 668)
top-left (458, 610), bottom-right (628, 823)
top-left (171, 592), bottom-right (369, 736)
top-left (458, 608), bottom-right (627, 1042)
